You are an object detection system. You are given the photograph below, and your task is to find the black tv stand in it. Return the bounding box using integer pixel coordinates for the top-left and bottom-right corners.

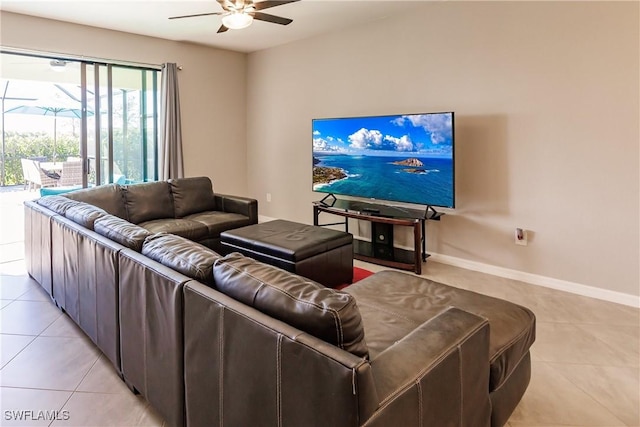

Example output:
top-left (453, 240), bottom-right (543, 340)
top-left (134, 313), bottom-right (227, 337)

top-left (426, 205), bottom-right (444, 220)
top-left (313, 199), bottom-right (444, 274)
top-left (319, 193), bottom-right (337, 206)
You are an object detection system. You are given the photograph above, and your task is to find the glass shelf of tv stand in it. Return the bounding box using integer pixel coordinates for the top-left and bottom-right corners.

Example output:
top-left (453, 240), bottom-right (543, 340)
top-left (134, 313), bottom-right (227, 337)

top-left (312, 198), bottom-right (444, 275)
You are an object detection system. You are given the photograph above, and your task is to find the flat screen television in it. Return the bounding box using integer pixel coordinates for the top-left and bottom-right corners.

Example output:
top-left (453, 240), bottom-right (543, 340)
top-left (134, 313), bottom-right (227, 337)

top-left (312, 112), bottom-right (455, 208)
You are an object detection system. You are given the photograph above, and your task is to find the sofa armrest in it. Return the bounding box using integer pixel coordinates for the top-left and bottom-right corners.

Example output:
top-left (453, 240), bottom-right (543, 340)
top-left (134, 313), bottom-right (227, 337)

top-left (24, 200), bottom-right (57, 298)
top-left (365, 307), bottom-right (491, 427)
top-left (214, 193), bottom-right (258, 223)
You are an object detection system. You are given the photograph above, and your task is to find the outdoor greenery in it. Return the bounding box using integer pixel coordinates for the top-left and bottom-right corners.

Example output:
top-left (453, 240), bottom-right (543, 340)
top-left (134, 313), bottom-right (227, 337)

top-left (110, 127), bottom-right (147, 183)
top-left (1, 131), bottom-right (80, 185)
top-left (1, 129), bottom-right (151, 186)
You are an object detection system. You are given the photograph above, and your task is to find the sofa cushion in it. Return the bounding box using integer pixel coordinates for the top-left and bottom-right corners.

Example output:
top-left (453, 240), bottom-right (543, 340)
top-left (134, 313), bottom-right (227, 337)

top-left (142, 233), bottom-right (220, 286)
top-left (64, 184), bottom-right (127, 219)
top-left (169, 177), bottom-right (217, 218)
top-left (122, 181), bottom-right (174, 224)
top-left (213, 252), bottom-right (368, 358)
top-left (65, 203), bottom-right (108, 230)
top-left (36, 195), bottom-right (83, 215)
top-left (94, 214), bottom-right (152, 252)
top-left (184, 211), bottom-right (253, 237)
top-left (139, 218), bottom-right (209, 242)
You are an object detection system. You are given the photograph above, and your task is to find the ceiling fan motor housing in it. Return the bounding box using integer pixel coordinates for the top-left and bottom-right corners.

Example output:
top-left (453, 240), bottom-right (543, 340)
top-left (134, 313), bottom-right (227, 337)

top-left (169, 0), bottom-right (299, 32)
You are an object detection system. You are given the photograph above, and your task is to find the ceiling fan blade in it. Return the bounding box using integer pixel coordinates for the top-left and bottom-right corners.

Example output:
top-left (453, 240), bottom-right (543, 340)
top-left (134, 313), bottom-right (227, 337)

top-left (169, 12), bottom-right (222, 20)
top-left (216, 0), bottom-right (244, 11)
top-left (253, 1), bottom-right (300, 11)
top-left (217, 24), bottom-right (230, 33)
top-left (251, 11), bottom-right (293, 25)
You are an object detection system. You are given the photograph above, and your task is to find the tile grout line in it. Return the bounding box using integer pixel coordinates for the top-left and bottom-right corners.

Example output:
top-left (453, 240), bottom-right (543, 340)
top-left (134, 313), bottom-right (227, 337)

top-left (0, 334), bottom-right (38, 370)
top-left (39, 291), bottom-right (101, 427)
top-left (1, 283), bottom-right (63, 369)
top-left (48, 389), bottom-right (75, 427)
top-left (544, 361), bottom-right (632, 427)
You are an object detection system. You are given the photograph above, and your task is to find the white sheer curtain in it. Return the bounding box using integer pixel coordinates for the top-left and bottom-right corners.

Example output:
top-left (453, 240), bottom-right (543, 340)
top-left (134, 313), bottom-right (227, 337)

top-left (159, 63), bottom-right (184, 180)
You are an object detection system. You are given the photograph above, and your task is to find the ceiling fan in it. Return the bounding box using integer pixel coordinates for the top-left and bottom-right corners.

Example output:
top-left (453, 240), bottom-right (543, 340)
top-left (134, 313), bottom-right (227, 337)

top-left (169, 0), bottom-right (300, 33)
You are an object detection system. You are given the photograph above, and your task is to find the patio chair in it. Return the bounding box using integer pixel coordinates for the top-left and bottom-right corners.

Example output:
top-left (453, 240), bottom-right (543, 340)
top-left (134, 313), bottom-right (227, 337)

top-left (21, 158), bottom-right (34, 190)
top-left (59, 161), bottom-right (83, 187)
top-left (21, 159), bottom-right (59, 190)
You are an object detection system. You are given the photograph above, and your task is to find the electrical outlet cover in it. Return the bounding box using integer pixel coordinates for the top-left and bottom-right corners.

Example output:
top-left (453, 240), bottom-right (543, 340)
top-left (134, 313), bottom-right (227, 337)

top-left (515, 228), bottom-right (528, 246)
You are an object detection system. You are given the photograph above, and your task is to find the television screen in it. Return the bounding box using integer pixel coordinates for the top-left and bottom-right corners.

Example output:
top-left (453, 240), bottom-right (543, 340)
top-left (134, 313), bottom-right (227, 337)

top-left (312, 112), bottom-right (455, 208)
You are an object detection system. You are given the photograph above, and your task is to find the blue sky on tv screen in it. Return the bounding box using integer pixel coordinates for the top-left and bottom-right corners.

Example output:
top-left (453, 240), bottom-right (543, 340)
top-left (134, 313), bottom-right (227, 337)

top-left (313, 112), bottom-right (453, 157)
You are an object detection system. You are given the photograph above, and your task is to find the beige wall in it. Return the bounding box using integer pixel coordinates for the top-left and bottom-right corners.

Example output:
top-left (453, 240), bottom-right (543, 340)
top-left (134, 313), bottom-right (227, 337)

top-left (0, 12), bottom-right (249, 196)
top-left (246, 2), bottom-right (640, 297)
top-left (2, 4), bottom-right (638, 299)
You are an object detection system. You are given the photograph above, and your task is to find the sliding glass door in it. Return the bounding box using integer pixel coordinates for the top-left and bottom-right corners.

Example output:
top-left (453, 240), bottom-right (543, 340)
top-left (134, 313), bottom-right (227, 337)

top-left (0, 53), bottom-right (83, 186)
top-left (112, 66), bottom-right (159, 184)
top-left (83, 62), bottom-right (160, 187)
top-left (0, 50), bottom-right (160, 188)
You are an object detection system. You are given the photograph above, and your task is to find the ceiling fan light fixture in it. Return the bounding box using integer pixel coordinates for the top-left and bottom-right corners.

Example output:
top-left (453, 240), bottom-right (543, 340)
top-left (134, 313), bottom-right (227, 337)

top-left (221, 11), bottom-right (253, 30)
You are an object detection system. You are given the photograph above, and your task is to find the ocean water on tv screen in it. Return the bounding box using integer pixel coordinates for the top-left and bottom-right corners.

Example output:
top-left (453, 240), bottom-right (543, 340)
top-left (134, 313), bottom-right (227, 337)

top-left (313, 154), bottom-right (454, 207)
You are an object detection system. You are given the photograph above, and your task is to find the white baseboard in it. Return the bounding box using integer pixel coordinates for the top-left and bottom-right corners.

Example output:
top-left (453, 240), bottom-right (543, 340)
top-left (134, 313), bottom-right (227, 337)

top-left (258, 214), bottom-right (277, 223)
top-left (258, 216), bottom-right (640, 308)
top-left (428, 252), bottom-right (640, 308)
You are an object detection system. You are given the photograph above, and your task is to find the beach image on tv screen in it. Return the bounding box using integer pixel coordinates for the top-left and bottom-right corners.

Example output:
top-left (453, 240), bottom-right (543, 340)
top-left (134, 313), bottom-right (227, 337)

top-left (312, 112), bottom-right (454, 208)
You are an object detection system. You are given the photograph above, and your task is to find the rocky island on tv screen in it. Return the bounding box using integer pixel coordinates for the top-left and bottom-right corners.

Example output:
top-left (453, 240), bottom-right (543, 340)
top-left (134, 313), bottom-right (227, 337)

top-left (312, 112), bottom-right (455, 208)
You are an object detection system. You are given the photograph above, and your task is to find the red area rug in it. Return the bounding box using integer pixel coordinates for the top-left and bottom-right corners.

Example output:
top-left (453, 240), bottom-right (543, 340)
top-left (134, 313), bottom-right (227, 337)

top-left (337, 267), bottom-right (373, 290)
top-left (353, 266), bottom-right (374, 283)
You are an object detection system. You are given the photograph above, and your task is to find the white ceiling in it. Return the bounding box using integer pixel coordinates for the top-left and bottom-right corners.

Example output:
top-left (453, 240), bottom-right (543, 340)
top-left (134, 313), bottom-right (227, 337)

top-left (0, 1), bottom-right (425, 53)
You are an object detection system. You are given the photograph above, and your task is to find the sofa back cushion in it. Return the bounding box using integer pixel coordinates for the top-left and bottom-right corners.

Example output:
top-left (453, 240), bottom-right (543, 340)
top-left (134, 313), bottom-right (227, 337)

top-left (65, 203), bottom-right (108, 230)
top-left (122, 181), bottom-right (174, 224)
top-left (36, 195), bottom-right (83, 215)
top-left (64, 184), bottom-right (127, 219)
top-left (94, 214), bottom-right (153, 252)
top-left (142, 233), bottom-right (220, 286)
top-left (169, 176), bottom-right (217, 218)
top-left (213, 252), bottom-right (368, 359)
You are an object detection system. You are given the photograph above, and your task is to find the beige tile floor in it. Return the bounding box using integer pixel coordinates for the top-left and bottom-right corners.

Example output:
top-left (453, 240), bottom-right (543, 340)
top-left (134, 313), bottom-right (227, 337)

top-left (0, 187), bottom-right (639, 426)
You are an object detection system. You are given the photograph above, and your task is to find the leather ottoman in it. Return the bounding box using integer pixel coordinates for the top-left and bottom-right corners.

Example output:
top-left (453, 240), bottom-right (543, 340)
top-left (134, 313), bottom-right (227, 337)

top-left (220, 219), bottom-right (353, 287)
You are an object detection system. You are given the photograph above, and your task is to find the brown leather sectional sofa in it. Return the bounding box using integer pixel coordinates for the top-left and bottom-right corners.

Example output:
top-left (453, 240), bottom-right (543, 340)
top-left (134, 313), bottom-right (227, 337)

top-left (23, 176), bottom-right (258, 409)
top-left (23, 176), bottom-right (535, 427)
